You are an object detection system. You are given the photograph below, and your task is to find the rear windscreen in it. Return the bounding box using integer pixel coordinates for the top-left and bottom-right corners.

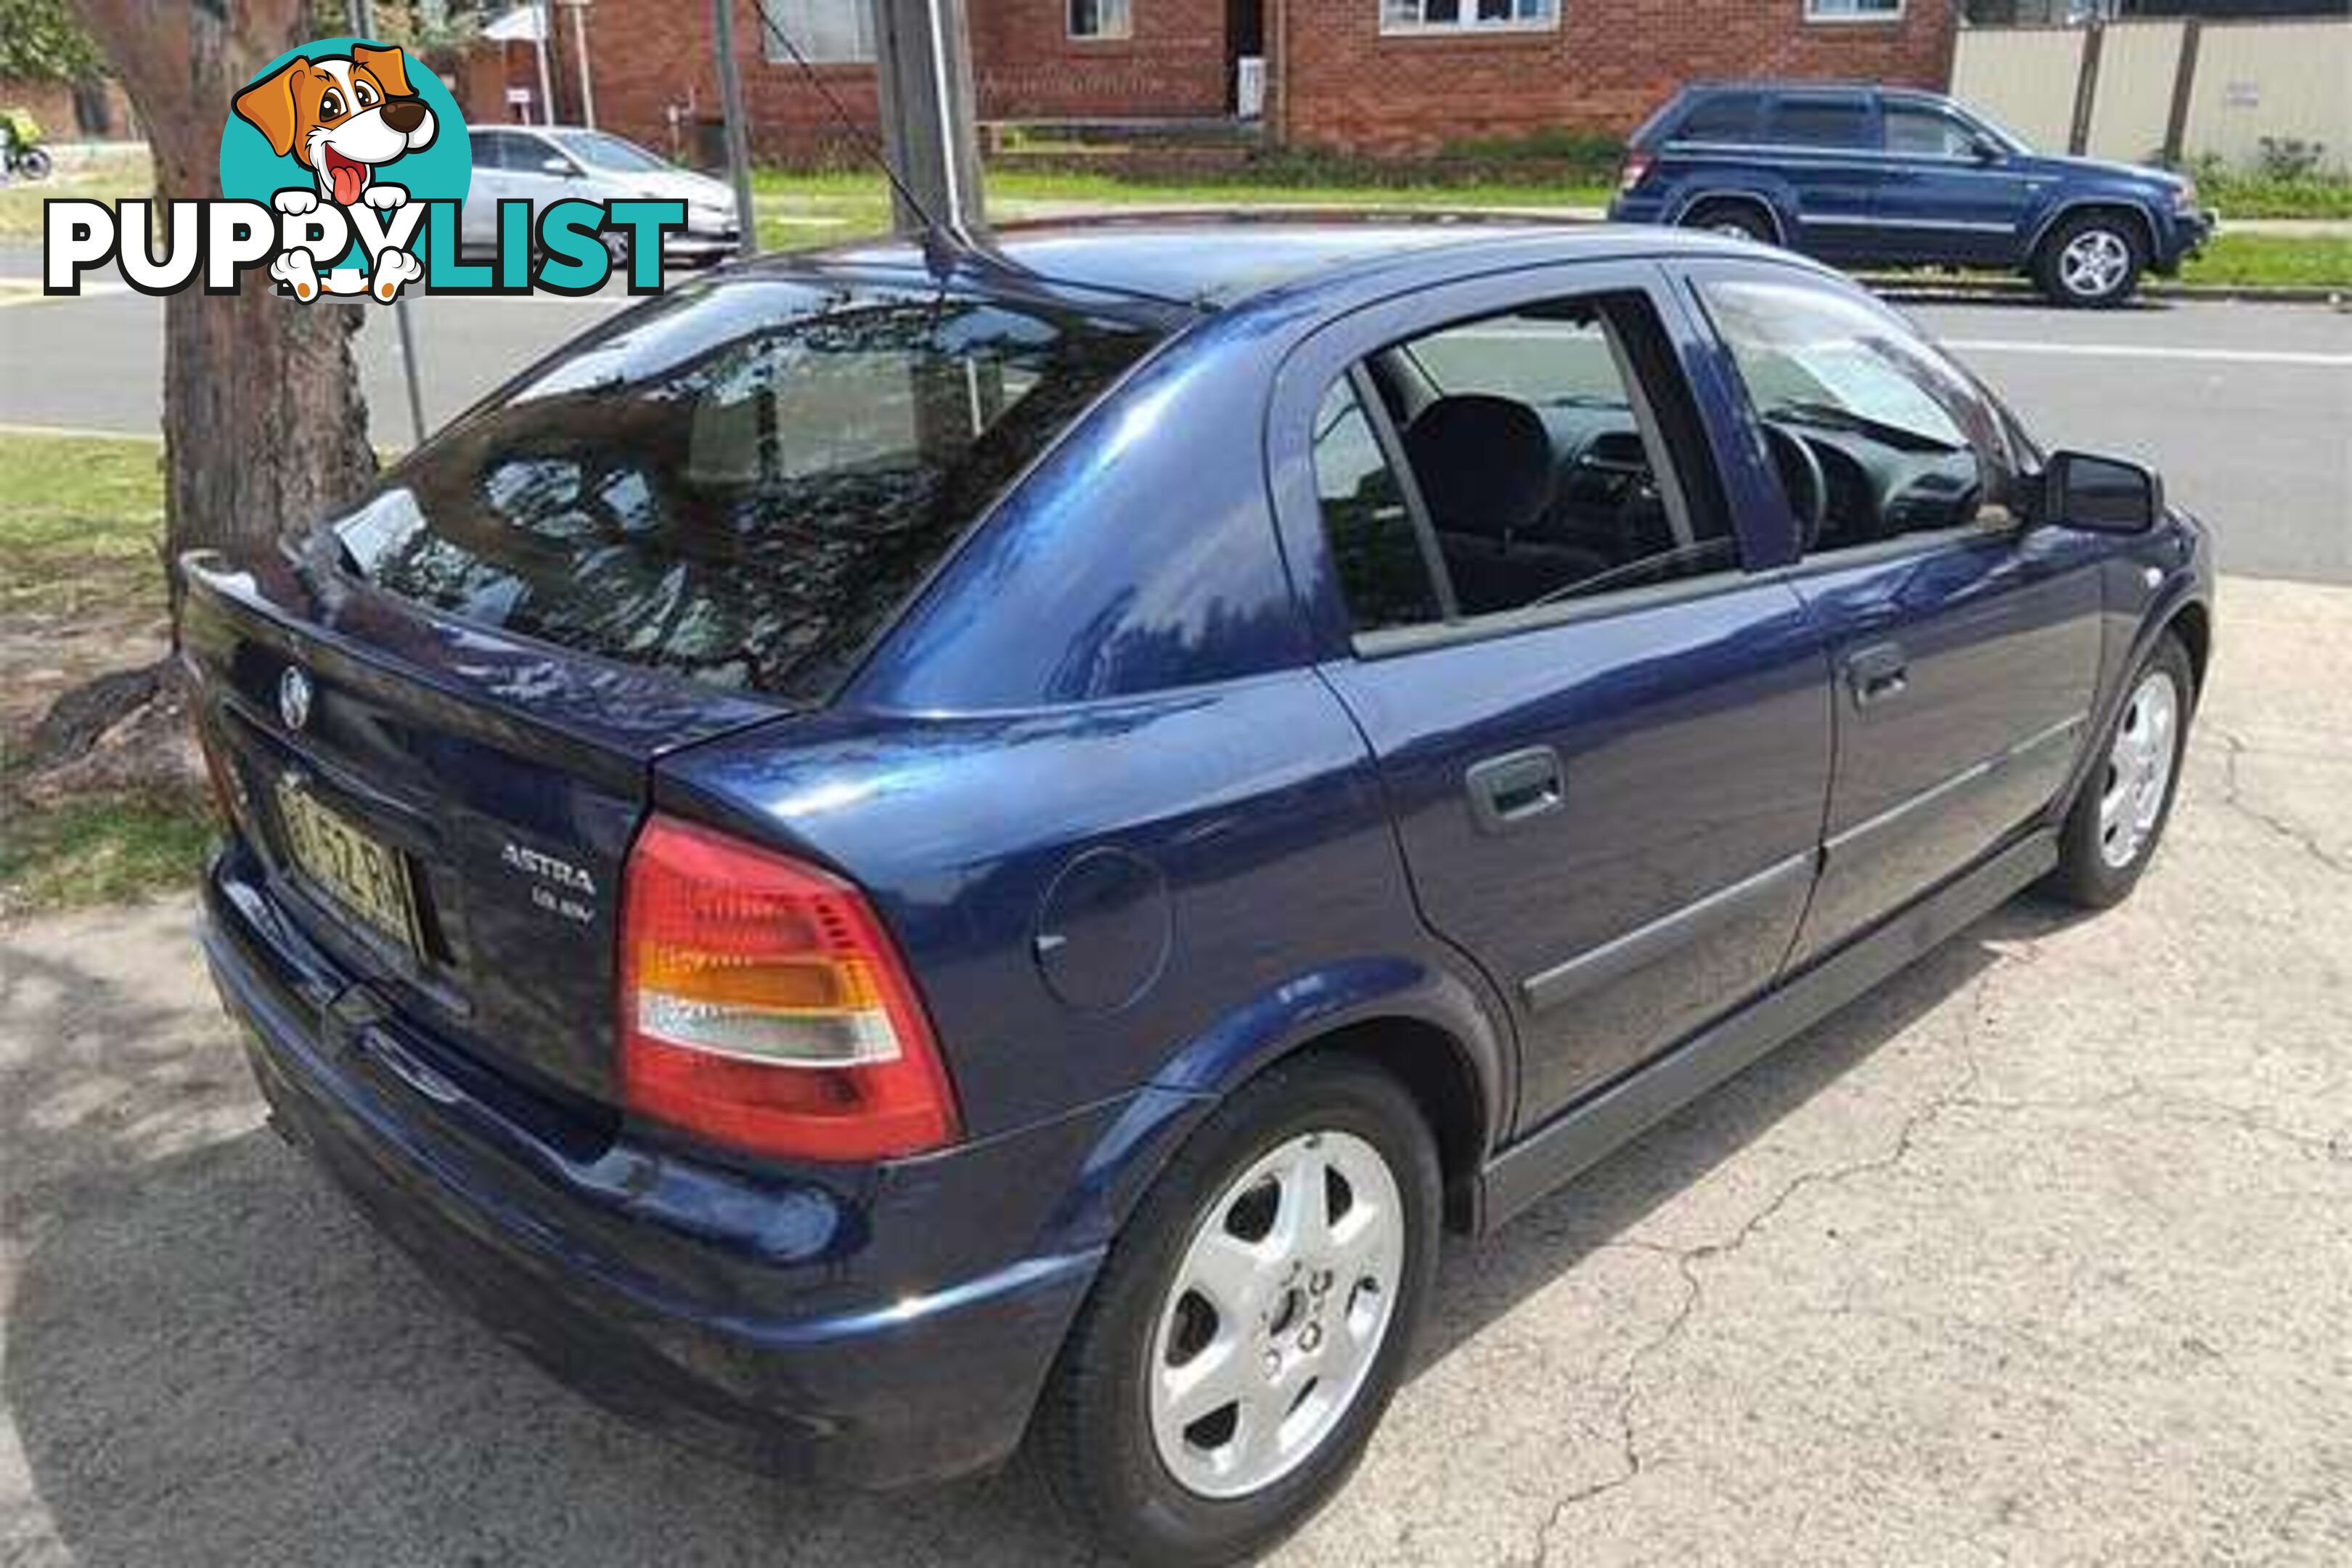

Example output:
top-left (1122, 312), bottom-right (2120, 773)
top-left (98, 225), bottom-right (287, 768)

top-left (334, 279), bottom-right (1164, 701)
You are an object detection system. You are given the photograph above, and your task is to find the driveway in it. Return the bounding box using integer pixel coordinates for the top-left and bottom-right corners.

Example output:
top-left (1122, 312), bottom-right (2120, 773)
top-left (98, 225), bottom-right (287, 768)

top-left (2, 573), bottom-right (2347, 1567)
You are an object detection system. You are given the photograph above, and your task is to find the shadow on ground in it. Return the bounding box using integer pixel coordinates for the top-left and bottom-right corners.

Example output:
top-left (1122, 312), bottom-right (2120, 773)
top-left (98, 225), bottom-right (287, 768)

top-left (1, 905), bottom-right (2051, 1567)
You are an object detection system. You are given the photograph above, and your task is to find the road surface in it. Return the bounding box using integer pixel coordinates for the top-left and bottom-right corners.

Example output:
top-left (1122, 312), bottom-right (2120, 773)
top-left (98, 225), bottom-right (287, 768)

top-left (4, 243), bottom-right (2348, 583)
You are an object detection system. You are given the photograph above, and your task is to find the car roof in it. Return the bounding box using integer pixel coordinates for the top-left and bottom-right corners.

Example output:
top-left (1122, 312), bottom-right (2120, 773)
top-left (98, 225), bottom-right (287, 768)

top-left (763, 212), bottom-right (1776, 313)
top-left (1680, 80), bottom-right (1900, 97)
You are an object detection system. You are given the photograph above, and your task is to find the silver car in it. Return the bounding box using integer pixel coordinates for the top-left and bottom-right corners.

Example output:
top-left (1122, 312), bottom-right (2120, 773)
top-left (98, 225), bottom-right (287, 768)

top-left (461, 126), bottom-right (740, 264)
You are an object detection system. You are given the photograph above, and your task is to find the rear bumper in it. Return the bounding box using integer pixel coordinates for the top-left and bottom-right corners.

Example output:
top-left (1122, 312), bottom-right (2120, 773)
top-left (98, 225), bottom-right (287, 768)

top-left (203, 847), bottom-right (1110, 1489)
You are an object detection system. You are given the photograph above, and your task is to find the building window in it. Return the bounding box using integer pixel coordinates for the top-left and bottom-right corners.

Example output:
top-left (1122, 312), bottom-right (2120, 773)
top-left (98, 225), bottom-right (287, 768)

top-left (760, 0), bottom-right (876, 64)
top-left (1069, 0), bottom-right (1134, 41)
top-left (1803, 0), bottom-right (1904, 22)
top-left (1380, 0), bottom-right (1560, 36)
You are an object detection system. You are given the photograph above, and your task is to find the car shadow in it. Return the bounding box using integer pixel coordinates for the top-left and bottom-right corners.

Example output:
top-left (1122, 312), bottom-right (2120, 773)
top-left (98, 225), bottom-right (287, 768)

top-left (2, 902), bottom-right (2067, 1567)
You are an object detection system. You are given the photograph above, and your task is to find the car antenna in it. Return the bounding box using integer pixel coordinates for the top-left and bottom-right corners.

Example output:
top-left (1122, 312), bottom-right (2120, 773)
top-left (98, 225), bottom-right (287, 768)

top-left (753, 10), bottom-right (975, 277)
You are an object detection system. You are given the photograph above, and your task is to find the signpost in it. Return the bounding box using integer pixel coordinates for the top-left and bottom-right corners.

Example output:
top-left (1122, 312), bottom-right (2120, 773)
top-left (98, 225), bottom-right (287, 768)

top-left (714, 0), bottom-right (988, 251)
top-left (347, 0), bottom-right (427, 449)
top-left (556, 0), bottom-right (598, 128)
top-left (870, 0), bottom-right (986, 239)
top-left (709, 0), bottom-right (760, 256)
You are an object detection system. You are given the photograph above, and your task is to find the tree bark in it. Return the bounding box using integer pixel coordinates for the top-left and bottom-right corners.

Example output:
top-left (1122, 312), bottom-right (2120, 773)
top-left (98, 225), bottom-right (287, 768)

top-left (71, 0), bottom-right (377, 589)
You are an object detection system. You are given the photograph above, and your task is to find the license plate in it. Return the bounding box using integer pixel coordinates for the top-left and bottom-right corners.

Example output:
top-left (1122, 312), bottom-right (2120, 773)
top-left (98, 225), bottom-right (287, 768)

top-left (275, 779), bottom-right (422, 955)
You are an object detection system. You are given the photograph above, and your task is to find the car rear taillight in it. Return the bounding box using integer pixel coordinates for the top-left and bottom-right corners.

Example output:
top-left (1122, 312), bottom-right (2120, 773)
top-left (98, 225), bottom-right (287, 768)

top-left (618, 814), bottom-right (960, 1163)
top-left (1618, 152), bottom-right (1653, 195)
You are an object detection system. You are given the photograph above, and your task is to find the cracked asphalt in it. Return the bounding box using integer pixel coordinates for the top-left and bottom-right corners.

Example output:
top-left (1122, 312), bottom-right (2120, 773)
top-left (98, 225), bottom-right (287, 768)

top-left (4, 576), bottom-right (2348, 1567)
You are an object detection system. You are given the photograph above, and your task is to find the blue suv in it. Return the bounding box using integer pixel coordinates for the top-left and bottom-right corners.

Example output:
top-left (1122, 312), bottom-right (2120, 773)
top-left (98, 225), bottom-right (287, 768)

top-left (189, 219), bottom-right (2211, 1566)
top-left (1610, 82), bottom-right (2216, 306)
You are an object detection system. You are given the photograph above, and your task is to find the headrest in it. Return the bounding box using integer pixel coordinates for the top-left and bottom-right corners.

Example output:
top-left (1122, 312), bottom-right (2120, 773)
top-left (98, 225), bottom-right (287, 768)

top-left (1402, 394), bottom-right (1554, 539)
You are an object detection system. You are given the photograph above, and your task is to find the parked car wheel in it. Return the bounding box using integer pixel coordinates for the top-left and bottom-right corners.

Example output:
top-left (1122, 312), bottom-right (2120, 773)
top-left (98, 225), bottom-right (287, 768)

top-left (2048, 632), bottom-right (2194, 907)
top-left (1681, 198), bottom-right (1777, 246)
top-left (1034, 1055), bottom-right (1442, 1567)
top-left (2035, 211), bottom-right (2146, 308)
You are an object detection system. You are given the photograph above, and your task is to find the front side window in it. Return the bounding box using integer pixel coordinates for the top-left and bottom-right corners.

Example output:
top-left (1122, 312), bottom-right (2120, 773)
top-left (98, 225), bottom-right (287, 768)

top-left (1883, 103), bottom-right (1978, 158)
top-left (1769, 95), bottom-right (1874, 149)
top-left (1380, 0), bottom-right (1559, 35)
top-left (1310, 293), bottom-right (1733, 637)
top-left (515, 137), bottom-right (575, 176)
top-left (337, 284), bottom-right (1161, 699)
top-left (1698, 275), bottom-right (2023, 554)
top-left (1069, 0), bottom-right (1133, 39)
top-left (558, 131), bottom-right (676, 174)
top-left (760, 0), bottom-right (875, 63)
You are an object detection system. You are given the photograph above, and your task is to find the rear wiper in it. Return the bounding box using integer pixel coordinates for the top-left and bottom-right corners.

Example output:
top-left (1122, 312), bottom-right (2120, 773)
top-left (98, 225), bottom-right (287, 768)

top-left (1766, 401), bottom-right (1959, 454)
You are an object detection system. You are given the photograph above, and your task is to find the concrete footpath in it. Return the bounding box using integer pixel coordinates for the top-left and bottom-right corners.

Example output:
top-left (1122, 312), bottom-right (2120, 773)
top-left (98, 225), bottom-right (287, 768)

top-left (1, 576), bottom-right (2347, 1567)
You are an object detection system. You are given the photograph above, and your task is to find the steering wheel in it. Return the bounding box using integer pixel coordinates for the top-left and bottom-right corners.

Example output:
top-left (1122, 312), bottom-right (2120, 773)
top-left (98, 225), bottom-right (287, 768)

top-left (1760, 422), bottom-right (1828, 550)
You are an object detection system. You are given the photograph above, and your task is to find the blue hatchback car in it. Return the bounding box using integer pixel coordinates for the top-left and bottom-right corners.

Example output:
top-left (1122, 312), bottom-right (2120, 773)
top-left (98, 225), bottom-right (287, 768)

top-left (189, 219), bottom-right (2212, 1566)
top-left (1610, 82), bottom-right (2216, 306)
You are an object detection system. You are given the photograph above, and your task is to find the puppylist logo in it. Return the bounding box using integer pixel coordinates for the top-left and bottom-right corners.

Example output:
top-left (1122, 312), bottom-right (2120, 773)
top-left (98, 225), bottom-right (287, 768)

top-left (44, 37), bottom-right (686, 303)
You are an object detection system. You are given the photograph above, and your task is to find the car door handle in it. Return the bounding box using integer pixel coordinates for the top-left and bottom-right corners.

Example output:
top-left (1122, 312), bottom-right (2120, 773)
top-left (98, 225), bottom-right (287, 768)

top-left (1845, 642), bottom-right (1909, 708)
top-left (1466, 746), bottom-right (1564, 834)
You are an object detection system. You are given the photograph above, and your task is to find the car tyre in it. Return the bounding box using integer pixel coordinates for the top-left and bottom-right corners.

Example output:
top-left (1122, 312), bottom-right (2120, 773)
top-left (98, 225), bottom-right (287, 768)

top-left (2035, 211), bottom-right (2146, 308)
top-left (2047, 631), bottom-right (2194, 908)
top-left (1681, 198), bottom-right (1776, 246)
top-left (1033, 1054), bottom-right (1442, 1568)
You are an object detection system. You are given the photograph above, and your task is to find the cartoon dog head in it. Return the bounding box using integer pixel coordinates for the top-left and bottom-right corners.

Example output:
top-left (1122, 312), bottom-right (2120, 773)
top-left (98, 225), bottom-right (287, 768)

top-left (233, 44), bottom-right (436, 207)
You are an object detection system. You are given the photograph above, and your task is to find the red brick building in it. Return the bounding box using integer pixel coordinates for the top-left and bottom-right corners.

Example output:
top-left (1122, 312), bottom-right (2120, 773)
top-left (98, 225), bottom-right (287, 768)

top-left (571, 0), bottom-right (1958, 164)
top-left (1276, 1), bottom-right (1959, 157)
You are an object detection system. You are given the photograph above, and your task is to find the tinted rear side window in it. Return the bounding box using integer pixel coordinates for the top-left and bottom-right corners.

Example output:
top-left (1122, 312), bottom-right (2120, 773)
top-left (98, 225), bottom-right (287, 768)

top-left (335, 282), bottom-right (1162, 700)
top-left (1769, 96), bottom-right (1872, 149)
top-left (1675, 91), bottom-right (1765, 143)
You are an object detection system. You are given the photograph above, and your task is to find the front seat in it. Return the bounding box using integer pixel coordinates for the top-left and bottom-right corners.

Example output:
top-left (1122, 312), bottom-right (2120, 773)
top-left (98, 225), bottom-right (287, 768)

top-left (1404, 394), bottom-right (1607, 616)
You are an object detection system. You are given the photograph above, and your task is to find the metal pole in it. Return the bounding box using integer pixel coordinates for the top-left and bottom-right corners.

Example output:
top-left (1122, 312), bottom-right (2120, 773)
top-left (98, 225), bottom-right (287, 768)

top-left (534, 3), bottom-right (558, 124)
top-left (391, 298), bottom-right (429, 449)
top-left (870, 0), bottom-right (984, 237)
top-left (710, 0), bottom-right (759, 255)
top-left (348, 0), bottom-right (428, 448)
top-left (570, 1), bottom-right (597, 128)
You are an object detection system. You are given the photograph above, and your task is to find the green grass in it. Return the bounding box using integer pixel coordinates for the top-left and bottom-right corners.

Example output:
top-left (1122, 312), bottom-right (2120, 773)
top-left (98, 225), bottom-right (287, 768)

top-left (0, 794), bottom-right (216, 915)
top-left (997, 167), bottom-right (1614, 212)
top-left (0, 432), bottom-right (167, 621)
top-left (742, 168), bottom-right (2348, 288)
top-left (746, 166), bottom-right (1615, 251)
top-left (2179, 232), bottom-right (2352, 290)
top-left (0, 149), bottom-right (150, 241)
top-left (2197, 170), bottom-right (2352, 221)
top-left (0, 432), bottom-right (195, 917)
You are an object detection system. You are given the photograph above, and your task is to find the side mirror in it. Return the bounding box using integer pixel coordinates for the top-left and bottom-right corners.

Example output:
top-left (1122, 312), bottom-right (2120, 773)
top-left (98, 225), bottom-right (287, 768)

top-left (540, 156), bottom-right (579, 176)
top-left (2041, 450), bottom-right (2163, 534)
top-left (1969, 134), bottom-right (2004, 164)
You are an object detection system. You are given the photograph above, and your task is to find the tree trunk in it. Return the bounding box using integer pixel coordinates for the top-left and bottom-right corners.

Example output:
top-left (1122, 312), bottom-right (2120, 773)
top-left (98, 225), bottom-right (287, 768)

top-left (73, 0), bottom-right (377, 588)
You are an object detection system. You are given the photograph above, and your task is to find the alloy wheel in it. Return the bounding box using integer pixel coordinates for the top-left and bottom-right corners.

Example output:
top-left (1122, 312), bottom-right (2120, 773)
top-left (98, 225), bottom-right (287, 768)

top-left (1147, 1129), bottom-right (1405, 1500)
top-left (2059, 228), bottom-right (2131, 300)
top-left (2098, 669), bottom-right (2179, 870)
